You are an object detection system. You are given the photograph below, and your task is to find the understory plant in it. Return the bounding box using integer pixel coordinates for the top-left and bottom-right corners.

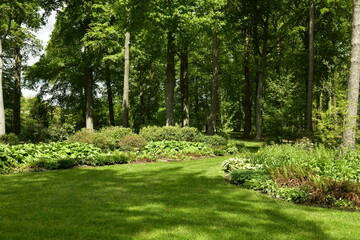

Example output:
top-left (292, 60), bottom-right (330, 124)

top-left (224, 144), bottom-right (360, 209)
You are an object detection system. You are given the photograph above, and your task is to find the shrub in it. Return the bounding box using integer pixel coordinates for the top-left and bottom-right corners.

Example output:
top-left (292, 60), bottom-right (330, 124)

top-left (222, 157), bottom-right (263, 173)
top-left (68, 127), bottom-right (134, 151)
top-left (35, 157), bottom-right (80, 170)
top-left (0, 133), bottom-right (20, 145)
top-left (47, 123), bottom-right (75, 142)
top-left (231, 144), bottom-right (360, 208)
top-left (226, 141), bottom-right (245, 154)
top-left (91, 151), bottom-right (131, 166)
top-left (68, 128), bottom-right (94, 144)
top-left (195, 134), bottom-right (228, 146)
top-left (143, 140), bottom-right (213, 158)
top-left (231, 169), bottom-right (269, 186)
top-left (19, 119), bottom-right (49, 143)
top-left (119, 135), bottom-right (147, 151)
top-left (1, 142), bottom-right (102, 172)
top-left (139, 126), bottom-right (200, 142)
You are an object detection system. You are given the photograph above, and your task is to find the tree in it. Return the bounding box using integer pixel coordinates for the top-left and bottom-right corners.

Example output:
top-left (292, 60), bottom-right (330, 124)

top-left (306, 0), bottom-right (315, 133)
top-left (343, 0), bottom-right (360, 149)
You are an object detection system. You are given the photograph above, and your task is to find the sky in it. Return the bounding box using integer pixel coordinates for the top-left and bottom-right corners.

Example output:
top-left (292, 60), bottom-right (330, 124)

top-left (23, 11), bottom-right (56, 98)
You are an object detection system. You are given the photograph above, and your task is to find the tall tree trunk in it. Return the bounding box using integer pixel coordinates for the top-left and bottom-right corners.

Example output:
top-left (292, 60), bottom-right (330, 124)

top-left (207, 27), bottom-right (219, 135)
top-left (243, 36), bottom-right (252, 139)
top-left (166, 31), bottom-right (176, 126)
top-left (255, 19), bottom-right (269, 140)
top-left (86, 66), bottom-right (94, 129)
top-left (343, 0), bottom-right (360, 149)
top-left (13, 46), bottom-right (21, 135)
top-left (180, 48), bottom-right (190, 127)
top-left (306, 0), bottom-right (315, 133)
top-left (0, 39), bottom-right (5, 135)
top-left (123, 31), bottom-right (130, 128)
top-left (105, 63), bottom-right (115, 126)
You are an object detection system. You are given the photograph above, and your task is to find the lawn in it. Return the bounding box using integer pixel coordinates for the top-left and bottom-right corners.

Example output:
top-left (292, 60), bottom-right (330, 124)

top-left (0, 157), bottom-right (359, 240)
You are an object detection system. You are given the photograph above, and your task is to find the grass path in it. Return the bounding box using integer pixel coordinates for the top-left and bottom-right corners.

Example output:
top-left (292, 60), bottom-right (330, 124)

top-left (0, 157), bottom-right (359, 240)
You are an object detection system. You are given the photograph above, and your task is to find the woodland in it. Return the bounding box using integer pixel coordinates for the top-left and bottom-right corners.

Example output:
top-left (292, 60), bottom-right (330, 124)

top-left (0, 0), bottom-right (358, 146)
top-left (1, 1), bottom-right (360, 236)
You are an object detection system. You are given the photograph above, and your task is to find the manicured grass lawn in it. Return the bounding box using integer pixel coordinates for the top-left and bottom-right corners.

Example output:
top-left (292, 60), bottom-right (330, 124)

top-left (0, 157), bottom-right (359, 240)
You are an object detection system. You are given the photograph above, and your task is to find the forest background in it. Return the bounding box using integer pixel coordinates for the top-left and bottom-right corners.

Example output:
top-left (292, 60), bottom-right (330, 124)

top-left (0, 0), bottom-right (355, 146)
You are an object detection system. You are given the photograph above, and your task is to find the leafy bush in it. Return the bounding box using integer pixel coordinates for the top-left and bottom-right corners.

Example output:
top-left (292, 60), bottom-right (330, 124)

top-left (0, 133), bottom-right (20, 145)
top-left (47, 123), bottom-right (75, 142)
top-left (0, 142), bottom-right (102, 172)
top-left (139, 126), bottom-right (200, 142)
top-left (231, 169), bottom-right (269, 186)
top-left (119, 135), bottom-right (147, 151)
top-left (90, 151), bottom-right (131, 166)
top-left (143, 140), bottom-right (213, 158)
top-left (228, 144), bottom-right (360, 208)
top-left (68, 127), bottom-right (134, 151)
top-left (68, 128), bottom-right (94, 144)
top-left (195, 134), bottom-right (228, 146)
top-left (226, 141), bottom-right (245, 154)
top-left (19, 119), bottom-right (49, 143)
top-left (222, 157), bottom-right (263, 173)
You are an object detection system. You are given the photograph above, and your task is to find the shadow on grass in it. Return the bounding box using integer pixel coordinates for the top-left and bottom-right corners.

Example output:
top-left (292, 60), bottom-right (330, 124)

top-left (0, 161), bottom-right (341, 240)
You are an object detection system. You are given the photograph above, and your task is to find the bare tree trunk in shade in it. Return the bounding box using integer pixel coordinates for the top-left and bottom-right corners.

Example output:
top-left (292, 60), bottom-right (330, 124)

top-left (207, 27), bottom-right (219, 135)
top-left (180, 48), bottom-right (189, 127)
top-left (123, 31), bottom-right (130, 128)
top-left (0, 39), bottom-right (5, 135)
top-left (243, 36), bottom-right (252, 139)
top-left (306, 0), bottom-right (315, 133)
top-left (255, 19), bottom-right (269, 140)
top-left (105, 63), bottom-right (115, 126)
top-left (13, 46), bottom-right (21, 135)
top-left (343, 0), bottom-right (360, 149)
top-left (166, 31), bottom-right (176, 126)
top-left (86, 66), bottom-right (94, 130)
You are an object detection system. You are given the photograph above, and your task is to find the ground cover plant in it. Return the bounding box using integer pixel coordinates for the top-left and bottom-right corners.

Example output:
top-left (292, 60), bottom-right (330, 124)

top-left (0, 142), bottom-right (133, 173)
top-left (0, 157), bottom-right (359, 240)
top-left (223, 143), bottom-right (360, 209)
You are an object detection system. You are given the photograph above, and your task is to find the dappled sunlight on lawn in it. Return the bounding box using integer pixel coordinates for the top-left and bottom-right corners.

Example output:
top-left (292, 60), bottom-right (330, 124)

top-left (0, 157), bottom-right (358, 239)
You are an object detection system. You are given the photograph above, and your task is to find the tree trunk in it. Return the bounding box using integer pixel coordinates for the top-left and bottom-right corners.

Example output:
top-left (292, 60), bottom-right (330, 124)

top-left (343, 0), bottom-right (360, 149)
top-left (0, 39), bottom-right (5, 135)
top-left (105, 63), bottom-right (115, 126)
top-left (180, 48), bottom-right (190, 127)
top-left (166, 31), bottom-right (176, 126)
top-left (13, 46), bottom-right (21, 135)
top-left (255, 19), bottom-right (269, 140)
top-left (207, 27), bottom-right (219, 135)
top-left (123, 31), bottom-right (130, 128)
top-left (306, 0), bottom-right (315, 133)
top-left (86, 66), bottom-right (94, 129)
top-left (243, 36), bottom-right (252, 139)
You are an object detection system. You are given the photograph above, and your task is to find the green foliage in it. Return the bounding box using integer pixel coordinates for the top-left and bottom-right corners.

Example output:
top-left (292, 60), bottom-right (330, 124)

top-left (222, 157), bottom-right (263, 173)
top-left (231, 144), bottom-right (360, 208)
top-left (47, 124), bottom-right (75, 142)
top-left (0, 142), bottom-right (102, 172)
top-left (230, 169), bottom-right (269, 186)
top-left (226, 140), bottom-right (246, 154)
top-left (119, 135), bottom-right (147, 151)
top-left (143, 140), bottom-right (213, 158)
top-left (315, 105), bottom-right (345, 148)
top-left (68, 127), bottom-right (134, 151)
top-left (19, 119), bottom-right (49, 143)
top-left (90, 151), bottom-right (131, 166)
top-left (139, 126), bottom-right (200, 142)
top-left (68, 128), bottom-right (95, 144)
top-left (195, 134), bottom-right (228, 146)
top-left (0, 133), bottom-right (20, 145)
